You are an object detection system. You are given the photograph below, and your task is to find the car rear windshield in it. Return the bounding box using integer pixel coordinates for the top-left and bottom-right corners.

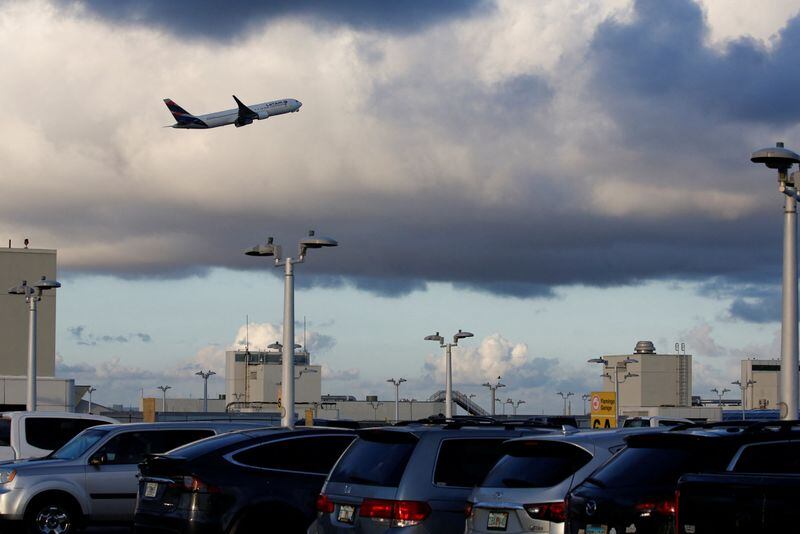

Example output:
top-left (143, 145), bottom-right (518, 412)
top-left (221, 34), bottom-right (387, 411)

top-left (329, 432), bottom-right (417, 487)
top-left (483, 441), bottom-right (593, 488)
top-left (589, 444), bottom-right (730, 488)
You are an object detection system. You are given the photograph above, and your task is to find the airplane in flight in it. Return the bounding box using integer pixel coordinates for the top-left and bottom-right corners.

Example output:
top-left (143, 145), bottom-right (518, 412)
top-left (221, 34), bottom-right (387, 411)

top-left (163, 95), bottom-right (302, 129)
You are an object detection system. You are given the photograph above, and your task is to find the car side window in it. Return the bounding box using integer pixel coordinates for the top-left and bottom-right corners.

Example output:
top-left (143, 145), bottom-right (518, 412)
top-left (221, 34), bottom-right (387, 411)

top-left (25, 418), bottom-right (106, 451)
top-left (434, 438), bottom-right (507, 487)
top-left (733, 442), bottom-right (800, 473)
top-left (231, 435), bottom-right (354, 474)
top-left (95, 430), bottom-right (214, 465)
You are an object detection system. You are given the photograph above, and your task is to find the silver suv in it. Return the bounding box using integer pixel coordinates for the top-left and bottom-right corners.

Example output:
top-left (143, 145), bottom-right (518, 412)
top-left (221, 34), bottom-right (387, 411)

top-left (465, 428), bottom-right (664, 534)
top-left (310, 419), bottom-right (555, 533)
top-left (0, 421), bottom-right (262, 533)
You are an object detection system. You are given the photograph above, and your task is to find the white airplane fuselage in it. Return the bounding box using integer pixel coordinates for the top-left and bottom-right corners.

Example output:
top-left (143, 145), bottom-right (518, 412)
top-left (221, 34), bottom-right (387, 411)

top-left (165, 97), bottom-right (302, 129)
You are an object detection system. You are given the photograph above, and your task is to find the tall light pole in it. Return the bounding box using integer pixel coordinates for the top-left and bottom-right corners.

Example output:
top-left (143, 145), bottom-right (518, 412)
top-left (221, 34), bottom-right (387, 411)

top-left (387, 378), bottom-right (407, 423)
top-left (509, 399), bottom-right (525, 416)
top-left (8, 276), bottom-right (61, 411)
top-left (195, 370), bottom-right (216, 413)
top-left (582, 393), bottom-right (590, 415)
top-left (482, 377), bottom-right (506, 416)
top-left (496, 398), bottom-right (506, 415)
top-left (752, 142), bottom-right (800, 420)
top-left (246, 231), bottom-right (338, 428)
top-left (87, 387), bottom-right (97, 414)
top-left (556, 392), bottom-right (574, 416)
top-left (588, 356), bottom-right (638, 424)
top-left (732, 379), bottom-right (757, 420)
top-left (157, 385), bottom-right (171, 413)
top-left (425, 329), bottom-right (474, 418)
top-left (711, 387), bottom-right (730, 407)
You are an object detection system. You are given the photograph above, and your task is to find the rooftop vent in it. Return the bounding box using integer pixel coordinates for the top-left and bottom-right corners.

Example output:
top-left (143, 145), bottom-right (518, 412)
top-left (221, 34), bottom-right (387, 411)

top-left (634, 341), bottom-right (656, 354)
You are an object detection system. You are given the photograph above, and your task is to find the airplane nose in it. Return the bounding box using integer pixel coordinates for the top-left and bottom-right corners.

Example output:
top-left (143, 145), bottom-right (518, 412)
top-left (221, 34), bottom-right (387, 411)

top-left (297, 100), bottom-right (302, 109)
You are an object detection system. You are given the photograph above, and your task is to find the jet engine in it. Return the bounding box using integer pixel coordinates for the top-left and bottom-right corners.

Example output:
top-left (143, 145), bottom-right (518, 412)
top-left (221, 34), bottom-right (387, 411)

top-left (234, 118), bottom-right (253, 127)
top-left (257, 111), bottom-right (270, 120)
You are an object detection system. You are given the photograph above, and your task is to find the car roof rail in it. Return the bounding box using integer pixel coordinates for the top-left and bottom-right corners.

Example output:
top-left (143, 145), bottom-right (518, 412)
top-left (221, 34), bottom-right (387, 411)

top-left (393, 415), bottom-right (499, 428)
top-left (668, 420), bottom-right (764, 432)
top-left (741, 420), bottom-right (800, 434)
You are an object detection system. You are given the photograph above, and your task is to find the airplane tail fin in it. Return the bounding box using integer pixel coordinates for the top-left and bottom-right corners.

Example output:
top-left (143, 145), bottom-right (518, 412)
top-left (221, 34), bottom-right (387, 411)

top-left (163, 98), bottom-right (195, 124)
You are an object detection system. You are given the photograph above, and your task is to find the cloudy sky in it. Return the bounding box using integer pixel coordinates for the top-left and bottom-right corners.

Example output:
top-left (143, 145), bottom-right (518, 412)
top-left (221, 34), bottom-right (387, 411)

top-left (4, 0), bottom-right (800, 413)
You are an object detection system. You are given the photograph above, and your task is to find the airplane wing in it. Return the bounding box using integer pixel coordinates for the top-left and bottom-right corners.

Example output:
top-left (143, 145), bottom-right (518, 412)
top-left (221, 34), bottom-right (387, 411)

top-left (233, 95), bottom-right (260, 121)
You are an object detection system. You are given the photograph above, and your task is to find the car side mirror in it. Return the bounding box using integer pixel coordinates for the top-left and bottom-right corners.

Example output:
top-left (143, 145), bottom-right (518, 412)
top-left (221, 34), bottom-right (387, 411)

top-left (89, 453), bottom-right (106, 467)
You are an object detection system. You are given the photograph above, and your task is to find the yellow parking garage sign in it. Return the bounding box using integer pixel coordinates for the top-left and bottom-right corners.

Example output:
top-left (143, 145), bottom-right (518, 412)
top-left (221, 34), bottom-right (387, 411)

top-left (590, 391), bottom-right (617, 429)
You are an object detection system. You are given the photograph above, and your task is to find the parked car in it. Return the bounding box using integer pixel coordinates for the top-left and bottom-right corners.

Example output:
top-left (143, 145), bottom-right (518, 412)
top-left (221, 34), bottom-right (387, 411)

top-left (0, 421), bottom-right (264, 534)
top-left (565, 421), bottom-right (800, 534)
top-left (134, 426), bottom-right (356, 534)
top-left (622, 416), bottom-right (693, 428)
top-left (0, 411), bottom-right (117, 461)
top-left (310, 419), bottom-right (555, 534)
top-left (677, 436), bottom-right (800, 533)
top-left (465, 428), bottom-right (663, 534)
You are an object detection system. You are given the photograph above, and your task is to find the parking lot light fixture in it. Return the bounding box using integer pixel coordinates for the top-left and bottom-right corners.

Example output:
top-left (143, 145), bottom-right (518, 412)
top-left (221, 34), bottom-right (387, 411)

top-left (752, 142), bottom-right (800, 420)
top-left (482, 377), bottom-right (506, 416)
top-left (711, 387), bottom-right (731, 407)
top-left (556, 392), bottom-right (574, 416)
top-left (387, 378), bottom-right (407, 422)
top-left (87, 387), bottom-right (97, 414)
top-left (157, 385), bottom-right (171, 413)
top-left (195, 370), bottom-right (216, 413)
top-left (246, 231), bottom-right (338, 429)
top-left (425, 330), bottom-right (474, 418)
top-left (8, 276), bottom-right (60, 411)
top-left (588, 356), bottom-right (637, 424)
top-left (732, 379), bottom-right (757, 420)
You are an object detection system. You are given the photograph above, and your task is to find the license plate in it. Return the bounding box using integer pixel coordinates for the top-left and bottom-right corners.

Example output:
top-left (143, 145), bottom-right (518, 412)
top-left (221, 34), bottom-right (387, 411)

top-left (487, 511), bottom-right (509, 531)
top-left (337, 504), bottom-right (355, 523)
top-left (144, 482), bottom-right (159, 498)
top-left (586, 525), bottom-right (608, 534)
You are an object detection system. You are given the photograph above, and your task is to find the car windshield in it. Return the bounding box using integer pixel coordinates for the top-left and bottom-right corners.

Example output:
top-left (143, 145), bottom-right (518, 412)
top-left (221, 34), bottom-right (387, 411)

top-left (49, 428), bottom-right (111, 460)
top-left (483, 441), bottom-right (593, 488)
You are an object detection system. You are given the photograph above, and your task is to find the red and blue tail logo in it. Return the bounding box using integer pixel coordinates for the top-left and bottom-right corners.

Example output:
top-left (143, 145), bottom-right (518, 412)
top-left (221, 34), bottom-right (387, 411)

top-left (163, 98), bottom-right (195, 123)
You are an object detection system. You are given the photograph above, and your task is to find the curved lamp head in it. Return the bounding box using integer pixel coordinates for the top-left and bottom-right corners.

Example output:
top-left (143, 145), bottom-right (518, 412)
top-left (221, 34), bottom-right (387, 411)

top-left (453, 330), bottom-right (474, 343)
top-left (623, 357), bottom-right (638, 365)
top-left (751, 142), bottom-right (800, 171)
top-left (588, 357), bottom-right (607, 365)
top-left (33, 276), bottom-right (60, 292)
top-left (299, 230), bottom-right (338, 256)
top-left (268, 342), bottom-right (282, 350)
top-left (7, 280), bottom-right (31, 295)
top-left (245, 237), bottom-right (279, 257)
top-left (424, 332), bottom-right (444, 343)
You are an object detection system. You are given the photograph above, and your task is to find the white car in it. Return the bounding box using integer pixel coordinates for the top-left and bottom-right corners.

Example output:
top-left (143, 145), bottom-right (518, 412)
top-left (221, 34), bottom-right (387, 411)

top-left (0, 411), bottom-right (117, 461)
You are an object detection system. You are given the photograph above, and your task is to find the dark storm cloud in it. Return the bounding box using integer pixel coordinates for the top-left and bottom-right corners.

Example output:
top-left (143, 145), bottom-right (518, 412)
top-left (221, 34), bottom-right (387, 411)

top-left (590, 0), bottom-right (800, 128)
top-left (699, 279), bottom-right (781, 323)
top-left (79, 0), bottom-right (491, 39)
top-left (68, 325), bottom-right (153, 346)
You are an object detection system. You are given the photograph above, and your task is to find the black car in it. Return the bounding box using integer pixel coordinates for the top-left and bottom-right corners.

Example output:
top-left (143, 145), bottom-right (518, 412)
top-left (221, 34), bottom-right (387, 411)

top-left (566, 421), bottom-right (800, 534)
top-left (134, 426), bottom-right (356, 534)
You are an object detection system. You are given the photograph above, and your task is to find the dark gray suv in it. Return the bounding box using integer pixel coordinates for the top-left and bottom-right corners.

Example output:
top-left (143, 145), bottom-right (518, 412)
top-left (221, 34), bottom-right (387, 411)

top-left (309, 420), bottom-right (555, 533)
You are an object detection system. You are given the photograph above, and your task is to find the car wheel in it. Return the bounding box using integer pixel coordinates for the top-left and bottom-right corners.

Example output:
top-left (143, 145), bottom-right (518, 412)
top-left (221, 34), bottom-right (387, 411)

top-left (25, 497), bottom-right (79, 534)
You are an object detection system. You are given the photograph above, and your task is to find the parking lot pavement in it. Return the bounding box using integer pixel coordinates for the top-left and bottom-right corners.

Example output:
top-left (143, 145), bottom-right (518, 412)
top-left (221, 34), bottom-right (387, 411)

top-left (86, 527), bottom-right (130, 533)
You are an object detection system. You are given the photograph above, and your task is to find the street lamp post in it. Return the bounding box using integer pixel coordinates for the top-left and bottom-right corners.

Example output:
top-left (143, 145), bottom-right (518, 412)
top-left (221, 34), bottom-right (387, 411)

top-left (511, 399), bottom-right (526, 416)
top-left (246, 231), bottom-right (338, 428)
top-left (711, 387), bottom-right (730, 407)
top-left (582, 393), bottom-right (590, 415)
top-left (496, 398), bottom-right (505, 416)
top-left (387, 378), bottom-right (407, 422)
top-left (8, 276), bottom-right (61, 411)
top-left (87, 387), bottom-right (97, 414)
top-left (732, 380), bottom-right (757, 420)
top-left (157, 385), bottom-right (171, 413)
top-left (588, 357), bottom-right (638, 424)
top-left (751, 143), bottom-right (800, 420)
top-left (482, 377), bottom-right (506, 416)
top-left (195, 370), bottom-right (216, 413)
top-left (425, 330), bottom-right (474, 418)
top-left (556, 392), bottom-right (574, 416)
